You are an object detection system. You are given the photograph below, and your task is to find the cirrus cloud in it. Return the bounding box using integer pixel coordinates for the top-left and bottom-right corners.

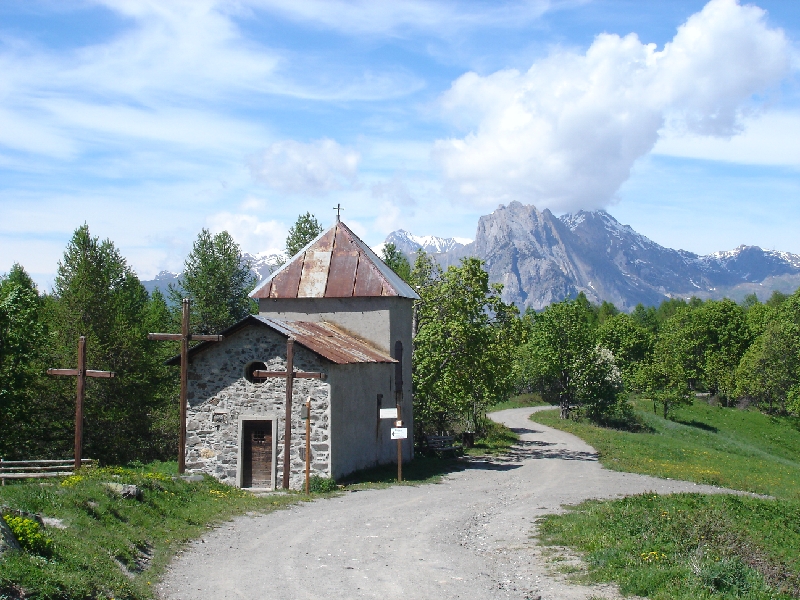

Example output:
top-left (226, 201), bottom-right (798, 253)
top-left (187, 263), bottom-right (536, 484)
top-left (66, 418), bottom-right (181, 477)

top-left (433, 0), bottom-right (793, 212)
top-left (249, 138), bottom-right (360, 194)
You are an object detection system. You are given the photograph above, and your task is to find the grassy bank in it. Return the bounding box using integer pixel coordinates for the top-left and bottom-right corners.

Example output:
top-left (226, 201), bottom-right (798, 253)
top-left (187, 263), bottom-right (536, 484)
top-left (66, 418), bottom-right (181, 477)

top-left (538, 493), bottom-right (800, 599)
top-left (488, 392), bottom-right (552, 412)
top-left (0, 454), bottom-right (471, 599)
top-left (530, 400), bottom-right (800, 598)
top-left (531, 399), bottom-right (800, 499)
top-left (0, 463), bottom-right (299, 599)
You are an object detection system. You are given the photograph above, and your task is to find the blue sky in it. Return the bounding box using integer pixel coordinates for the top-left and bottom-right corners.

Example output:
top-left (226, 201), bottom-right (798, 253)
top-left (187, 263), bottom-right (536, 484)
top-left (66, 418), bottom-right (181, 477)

top-left (1, 0), bottom-right (799, 290)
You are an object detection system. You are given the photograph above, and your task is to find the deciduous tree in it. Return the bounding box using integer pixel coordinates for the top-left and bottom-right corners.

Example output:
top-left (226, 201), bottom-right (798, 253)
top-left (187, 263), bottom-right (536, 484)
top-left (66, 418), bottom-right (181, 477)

top-left (412, 258), bottom-right (521, 436)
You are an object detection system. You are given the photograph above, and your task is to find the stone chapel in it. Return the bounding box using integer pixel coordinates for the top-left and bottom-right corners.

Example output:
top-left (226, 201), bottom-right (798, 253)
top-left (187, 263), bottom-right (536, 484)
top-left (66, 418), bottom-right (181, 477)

top-left (173, 219), bottom-right (418, 490)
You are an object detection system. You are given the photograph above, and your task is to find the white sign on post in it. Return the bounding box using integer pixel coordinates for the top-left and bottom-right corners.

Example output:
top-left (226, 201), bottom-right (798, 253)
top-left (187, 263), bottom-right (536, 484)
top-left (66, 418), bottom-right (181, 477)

top-left (391, 428), bottom-right (407, 440)
top-left (380, 408), bottom-right (398, 419)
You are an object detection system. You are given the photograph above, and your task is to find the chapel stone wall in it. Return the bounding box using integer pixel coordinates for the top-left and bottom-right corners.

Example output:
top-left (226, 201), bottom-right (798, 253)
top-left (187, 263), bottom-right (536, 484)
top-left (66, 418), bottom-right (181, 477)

top-left (184, 325), bottom-right (331, 489)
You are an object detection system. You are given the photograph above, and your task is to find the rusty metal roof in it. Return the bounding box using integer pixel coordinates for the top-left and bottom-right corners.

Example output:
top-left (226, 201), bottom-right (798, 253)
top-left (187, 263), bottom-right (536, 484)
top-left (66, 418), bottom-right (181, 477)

top-left (250, 220), bottom-right (419, 300)
top-left (166, 315), bottom-right (397, 366)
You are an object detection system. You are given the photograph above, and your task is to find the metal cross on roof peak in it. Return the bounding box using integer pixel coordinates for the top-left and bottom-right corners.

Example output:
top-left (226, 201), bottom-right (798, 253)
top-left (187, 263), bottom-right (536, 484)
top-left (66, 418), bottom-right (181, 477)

top-left (333, 203), bottom-right (343, 221)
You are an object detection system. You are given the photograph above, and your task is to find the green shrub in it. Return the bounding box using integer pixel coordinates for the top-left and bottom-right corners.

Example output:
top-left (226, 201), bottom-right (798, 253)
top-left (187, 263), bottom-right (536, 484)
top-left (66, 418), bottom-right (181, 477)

top-left (308, 475), bottom-right (337, 493)
top-left (2, 515), bottom-right (52, 556)
top-left (699, 556), bottom-right (753, 594)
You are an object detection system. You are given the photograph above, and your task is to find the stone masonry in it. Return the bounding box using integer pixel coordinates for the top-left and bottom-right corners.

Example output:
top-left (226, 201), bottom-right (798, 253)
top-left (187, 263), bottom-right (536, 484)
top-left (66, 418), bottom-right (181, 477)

top-left (184, 324), bottom-right (331, 489)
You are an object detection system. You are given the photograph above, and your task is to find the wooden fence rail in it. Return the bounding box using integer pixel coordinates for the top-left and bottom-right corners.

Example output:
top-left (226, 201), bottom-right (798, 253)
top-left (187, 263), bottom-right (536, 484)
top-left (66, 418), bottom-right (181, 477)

top-left (0, 459), bottom-right (96, 485)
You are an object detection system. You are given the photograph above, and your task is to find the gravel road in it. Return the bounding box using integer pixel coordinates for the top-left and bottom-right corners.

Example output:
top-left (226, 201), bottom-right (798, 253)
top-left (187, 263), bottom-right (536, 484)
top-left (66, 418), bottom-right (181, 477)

top-left (158, 406), bottom-right (737, 600)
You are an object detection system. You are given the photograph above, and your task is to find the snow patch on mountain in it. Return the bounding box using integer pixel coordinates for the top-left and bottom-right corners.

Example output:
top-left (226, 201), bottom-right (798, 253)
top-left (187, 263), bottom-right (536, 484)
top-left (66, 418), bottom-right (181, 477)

top-left (383, 229), bottom-right (472, 256)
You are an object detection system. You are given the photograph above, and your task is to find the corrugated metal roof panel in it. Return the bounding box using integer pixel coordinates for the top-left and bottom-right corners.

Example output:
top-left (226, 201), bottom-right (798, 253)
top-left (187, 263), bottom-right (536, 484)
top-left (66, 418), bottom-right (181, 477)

top-left (269, 254), bottom-right (303, 298)
top-left (297, 251), bottom-right (331, 298)
top-left (325, 250), bottom-right (359, 297)
top-left (249, 220), bottom-right (420, 300)
top-left (255, 317), bottom-right (396, 364)
top-left (167, 315), bottom-right (397, 366)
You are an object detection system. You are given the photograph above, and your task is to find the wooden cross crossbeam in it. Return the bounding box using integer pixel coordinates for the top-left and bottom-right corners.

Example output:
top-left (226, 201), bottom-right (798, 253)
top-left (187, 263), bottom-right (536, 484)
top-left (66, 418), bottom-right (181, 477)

top-left (147, 298), bottom-right (223, 474)
top-left (47, 336), bottom-right (115, 471)
top-left (252, 338), bottom-right (326, 489)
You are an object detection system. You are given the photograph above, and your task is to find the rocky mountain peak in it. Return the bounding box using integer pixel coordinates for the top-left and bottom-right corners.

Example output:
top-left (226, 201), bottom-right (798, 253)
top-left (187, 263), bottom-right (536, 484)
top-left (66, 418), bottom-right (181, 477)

top-left (386, 202), bottom-right (800, 311)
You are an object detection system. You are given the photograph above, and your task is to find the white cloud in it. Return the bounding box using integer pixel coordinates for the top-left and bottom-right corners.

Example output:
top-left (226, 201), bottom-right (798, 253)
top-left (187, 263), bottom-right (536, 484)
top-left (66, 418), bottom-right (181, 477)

top-left (373, 201), bottom-right (403, 235)
top-left (206, 212), bottom-right (286, 255)
top-left (371, 176), bottom-right (416, 207)
top-left (433, 0), bottom-right (793, 212)
top-left (654, 111), bottom-right (800, 166)
top-left (245, 0), bottom-right (561, 36)
top-left (250, 138), bottom-right (360, 194)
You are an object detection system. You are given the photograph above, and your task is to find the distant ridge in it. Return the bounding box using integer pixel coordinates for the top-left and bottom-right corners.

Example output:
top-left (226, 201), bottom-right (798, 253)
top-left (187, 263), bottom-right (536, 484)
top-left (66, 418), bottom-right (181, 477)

top-left (141, 252), bottom-right (284, 299)
top-left (385, 202), bottom-right (800, 311)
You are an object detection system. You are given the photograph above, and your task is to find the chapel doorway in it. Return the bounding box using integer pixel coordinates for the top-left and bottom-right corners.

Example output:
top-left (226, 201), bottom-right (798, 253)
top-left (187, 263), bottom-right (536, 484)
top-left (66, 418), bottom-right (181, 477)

top-left (242, 420), bottom-right (273, 488)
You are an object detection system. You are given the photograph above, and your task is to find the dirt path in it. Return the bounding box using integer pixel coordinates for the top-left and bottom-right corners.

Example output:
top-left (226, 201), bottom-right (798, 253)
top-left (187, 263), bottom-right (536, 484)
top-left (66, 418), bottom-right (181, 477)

top-left (158, 407), bottom-right (736, 600)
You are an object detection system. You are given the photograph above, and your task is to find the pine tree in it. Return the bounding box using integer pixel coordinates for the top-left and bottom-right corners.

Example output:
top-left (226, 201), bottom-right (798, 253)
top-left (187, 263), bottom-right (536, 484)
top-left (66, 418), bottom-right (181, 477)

top-left (169, 229), bottom-right (256, 335)
top-left (0, 264), bottom-right (46, 459)
top-left (381, 243), bottom-right (411, 283)
top-left (285, 212), bottom-right (322, 258)
top-left (49, 224), bottom-right (168, 463)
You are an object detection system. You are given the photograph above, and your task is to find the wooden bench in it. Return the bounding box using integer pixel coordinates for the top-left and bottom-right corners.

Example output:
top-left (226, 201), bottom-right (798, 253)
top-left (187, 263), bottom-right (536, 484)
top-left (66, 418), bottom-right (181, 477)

top-left (0, 459), bottom-right (96, 485)
top-left (421, 435), bottom-right (461, 457)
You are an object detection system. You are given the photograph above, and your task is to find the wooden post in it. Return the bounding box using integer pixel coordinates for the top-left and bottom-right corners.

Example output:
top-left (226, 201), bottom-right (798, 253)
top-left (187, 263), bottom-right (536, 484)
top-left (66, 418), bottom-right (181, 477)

top-left (148, 299), bottom-right (223, 474)
top-left (305, 397), bottom-right (311, 494)
top-left (252, 340), bottom-right (326, 490)
top-left (179, 299), bottom-right (190, 474)
top-left (282, 338), bottom-right (295, 489)
top-left (396, 405), bottom-right (403, 483)
top-left (75, 335), bottom-right (86, 472)
top-left (394, 340), bottom-right (404, 483)
top-left (47, 336), bottom-right (114, 472)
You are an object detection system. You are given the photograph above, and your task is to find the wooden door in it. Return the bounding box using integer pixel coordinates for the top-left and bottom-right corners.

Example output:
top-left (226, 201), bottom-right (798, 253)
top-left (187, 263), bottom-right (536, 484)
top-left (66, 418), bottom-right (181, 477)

top-left (242, 421), bottom-right (272, 488)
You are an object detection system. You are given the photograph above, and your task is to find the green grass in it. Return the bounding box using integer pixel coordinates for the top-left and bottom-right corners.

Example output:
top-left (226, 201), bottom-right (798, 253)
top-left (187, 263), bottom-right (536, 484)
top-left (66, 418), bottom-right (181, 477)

top-left (488, 392), bottom-right (553, 412)
top-left (464, 418), bottom-right (519, 456)
top-left (537, 493), bottom-right (800, 599)
top-left (530, 400), bottom-right (800, 598)
top-left (0, 463), bottom-right (301, 599)
top-left (531, 399), bottom-right (800, 500)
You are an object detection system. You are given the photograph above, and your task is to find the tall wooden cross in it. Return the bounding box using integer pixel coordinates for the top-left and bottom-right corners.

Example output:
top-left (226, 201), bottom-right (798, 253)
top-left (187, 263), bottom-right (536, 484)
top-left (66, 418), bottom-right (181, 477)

top-left (252, 337), bottom-right (327, 489)
top-left (148, 298), bottom-right (223, 474)
top-left (47, 336), bottom-right (115, 471)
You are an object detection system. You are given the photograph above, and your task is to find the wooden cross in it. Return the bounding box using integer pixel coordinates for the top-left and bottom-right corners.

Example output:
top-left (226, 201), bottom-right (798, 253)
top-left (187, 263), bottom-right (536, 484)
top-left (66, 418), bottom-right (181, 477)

top-left (252, 337), bottom-right (327, 489)
top-left (148, 298), bottom-right (223, 474)
top-left (333, 203), bottom-right (343, 221)
top-left (47, 336), bottom-right (115, 471)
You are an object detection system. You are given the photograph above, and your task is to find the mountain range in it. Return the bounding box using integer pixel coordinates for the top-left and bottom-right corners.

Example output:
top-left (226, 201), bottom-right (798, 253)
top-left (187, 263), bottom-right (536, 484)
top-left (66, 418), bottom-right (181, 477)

top-left (141, 252), bottom-right (283, 298)
top-left (387, 202), bottom-right (800, 312)
top-left (142, 202), bottom-right (800, 311)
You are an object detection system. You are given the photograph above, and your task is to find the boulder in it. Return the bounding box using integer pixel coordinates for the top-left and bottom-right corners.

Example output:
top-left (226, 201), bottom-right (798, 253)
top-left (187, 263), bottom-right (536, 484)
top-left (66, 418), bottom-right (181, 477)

top-left (103, 483), bottom-right (143, 500)
top-left (0, 517), bottom-right (21, 554)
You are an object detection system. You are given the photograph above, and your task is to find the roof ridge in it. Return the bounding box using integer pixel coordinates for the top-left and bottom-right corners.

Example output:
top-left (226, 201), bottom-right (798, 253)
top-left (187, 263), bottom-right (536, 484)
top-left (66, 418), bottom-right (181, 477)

top-left (250, 220), bottom-right (419, 300)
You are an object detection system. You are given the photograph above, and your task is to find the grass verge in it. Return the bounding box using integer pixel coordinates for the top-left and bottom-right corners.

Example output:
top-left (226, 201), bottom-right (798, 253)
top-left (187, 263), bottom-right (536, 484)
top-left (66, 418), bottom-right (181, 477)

top-left (537, 493), bottom-right (800, 599)
top-left (530, 399), bottom-right (800, 499)
top-left (488, 392), bottom-right (553, 412)
top-left (464, 419), bottom-right (519, 456)
top-left (530, 400), bottom-right (800, 598)
top-left (0, 462), bottom-right (300, 600)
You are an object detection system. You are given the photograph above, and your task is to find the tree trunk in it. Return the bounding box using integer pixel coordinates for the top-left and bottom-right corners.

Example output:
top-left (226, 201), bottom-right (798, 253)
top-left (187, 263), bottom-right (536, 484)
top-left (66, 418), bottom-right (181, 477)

top-left (560, 399), bottom-right (570, 420)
